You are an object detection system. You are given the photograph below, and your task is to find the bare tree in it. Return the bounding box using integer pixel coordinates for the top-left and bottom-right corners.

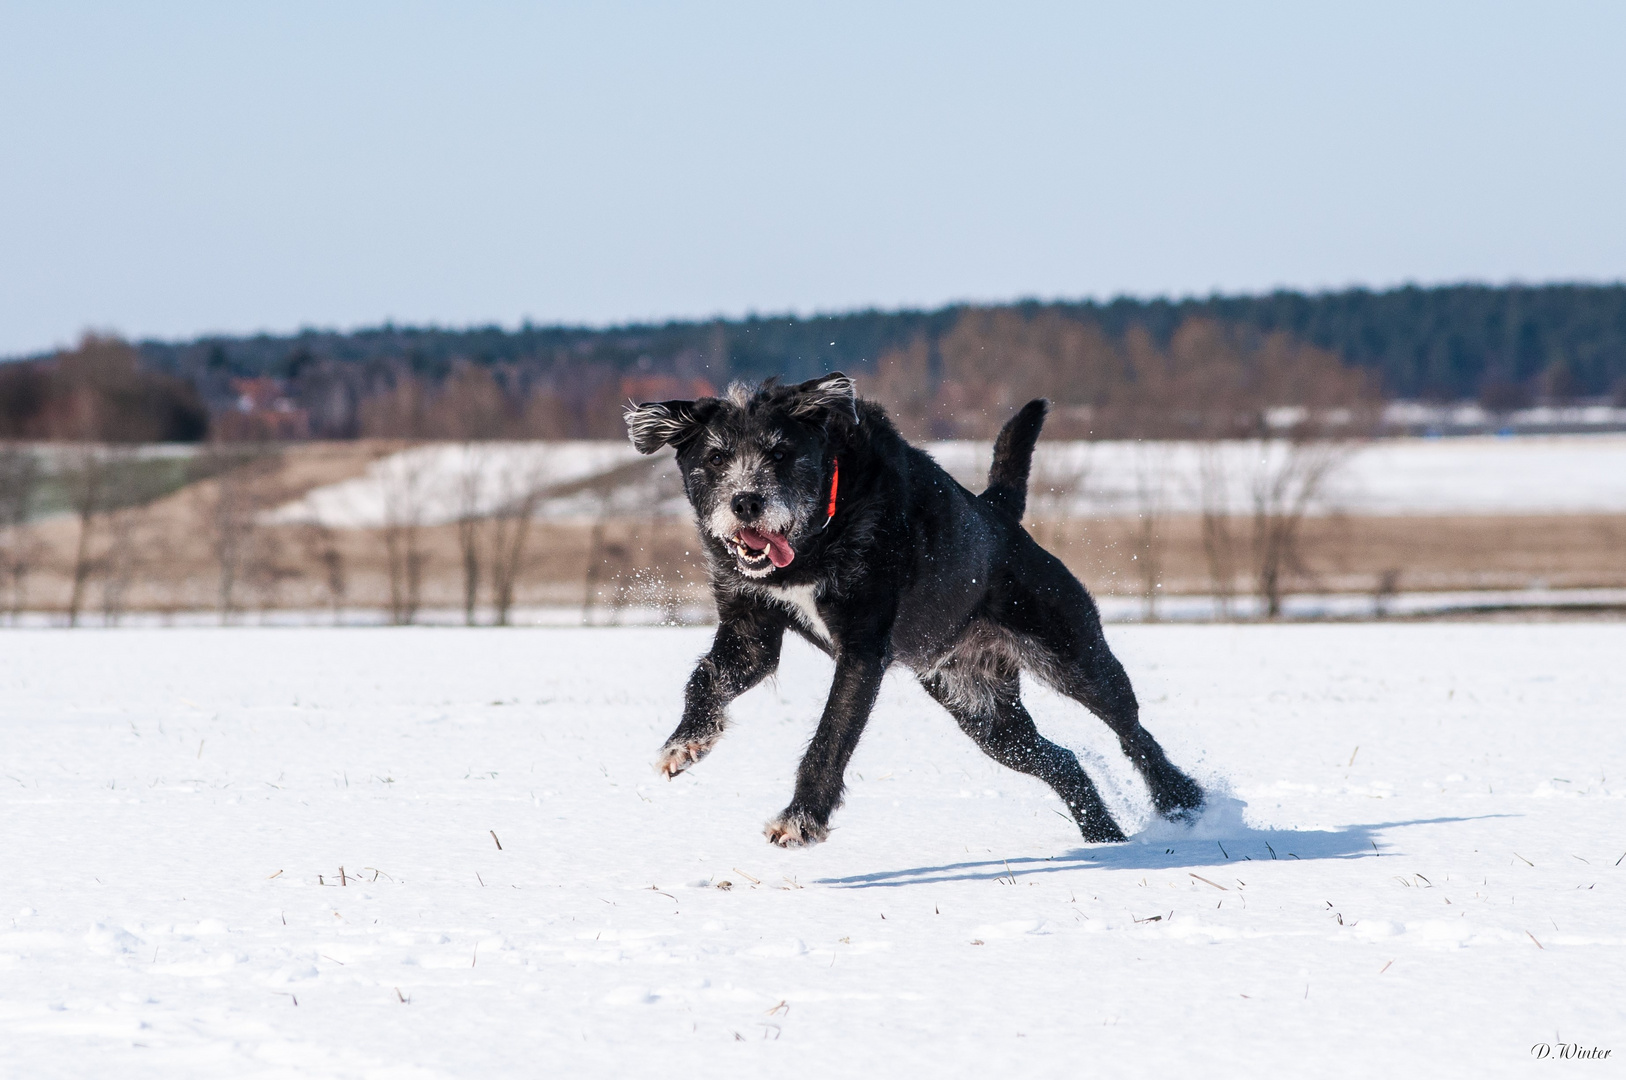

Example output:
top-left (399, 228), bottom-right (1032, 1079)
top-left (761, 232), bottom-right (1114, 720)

top-left (197, 446), bottom-right (284, 625)
top-left (61, 446), bottom-right (162, 626)
top-left (429, 369), bottom-right (516, 624)
top-left (1249, 436), bottom-right (1352, 618)
top-left (96, 449), bottom-right (173, 626)
top-left (299, 522), bottom-right (348, 625)
top-left (569, 458), bottom-right (666, 626)
top-left (247, 536), bottom-right (297, 622)
top-left (1372, 567), bottom-right (1401, 618)
top-left (98, 500), bottom-right (144, 626)
top-left (61, 446), bottom-right (109, 627)
top-left (209, 455), bottom-right (251, 623)
top-left (1026, 444), bottom-right (1092, 554)
top-left (0, 443), bottom-right (40, 622)
top-left (486, 452), bottom-right (550, 626)
top-left (1195, 443), bottom-right (1240, 619)
top-left (870, 336), bottom-right (936, 440)
top-left (1159, 319), bottom-right (1378, 618)
top-left (378, 451), bottom-right (429, 626)
top-left (1130, 443), bottom-right (1172, 622)
top-left (582, 517), bottom-right (632, 627)
top-left (454, 443), bottom-right (488, 625)
top-left (1193, 433), bottom-right (1366, 620)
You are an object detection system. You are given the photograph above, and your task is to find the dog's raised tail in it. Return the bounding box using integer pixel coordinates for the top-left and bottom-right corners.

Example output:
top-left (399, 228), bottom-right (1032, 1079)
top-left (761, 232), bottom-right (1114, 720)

top-left (980, 398), bottom-right (1048, 520)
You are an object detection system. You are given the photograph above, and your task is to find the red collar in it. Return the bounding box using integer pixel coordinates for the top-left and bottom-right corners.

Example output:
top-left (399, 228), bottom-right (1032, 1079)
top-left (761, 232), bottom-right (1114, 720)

top-left (822, 457), bottom-right (840, 528)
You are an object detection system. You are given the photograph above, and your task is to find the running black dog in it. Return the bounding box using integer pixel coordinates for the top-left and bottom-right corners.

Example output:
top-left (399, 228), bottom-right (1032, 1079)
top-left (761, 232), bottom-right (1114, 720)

top-left (625, 373), bottom-right (1203, 847)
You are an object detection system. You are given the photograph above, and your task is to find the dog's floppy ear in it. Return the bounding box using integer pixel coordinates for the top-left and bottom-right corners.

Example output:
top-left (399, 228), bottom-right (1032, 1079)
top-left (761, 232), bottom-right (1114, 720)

top-left (624, 398), bottom-right (715, 454)
top-left (790, 372), bottom-right (858, 425)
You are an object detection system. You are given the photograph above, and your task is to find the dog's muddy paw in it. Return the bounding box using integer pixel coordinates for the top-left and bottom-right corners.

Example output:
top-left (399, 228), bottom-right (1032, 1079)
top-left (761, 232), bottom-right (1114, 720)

top-left (763, 809), bottom-right (828, 848)
top-left (654, 738), bottom-right (715, 779)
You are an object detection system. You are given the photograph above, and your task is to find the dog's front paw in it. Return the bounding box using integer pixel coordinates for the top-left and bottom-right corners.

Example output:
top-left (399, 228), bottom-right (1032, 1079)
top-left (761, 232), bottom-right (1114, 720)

top-left (654, 737), bottom-right (716, 779)
top-left (764, 808), bottom-right (829, 848)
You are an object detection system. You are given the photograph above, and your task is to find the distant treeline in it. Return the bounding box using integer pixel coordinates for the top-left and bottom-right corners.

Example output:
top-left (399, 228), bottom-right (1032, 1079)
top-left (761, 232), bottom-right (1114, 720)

top-left (0, 336), bottom-right (207, 442)
top-left (3, 283), bottom-right (1624, 442)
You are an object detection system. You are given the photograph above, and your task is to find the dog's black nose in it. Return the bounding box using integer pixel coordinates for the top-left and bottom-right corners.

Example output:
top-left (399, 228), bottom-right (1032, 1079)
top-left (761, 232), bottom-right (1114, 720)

top-left (731, 492), bottom-right (764, 521)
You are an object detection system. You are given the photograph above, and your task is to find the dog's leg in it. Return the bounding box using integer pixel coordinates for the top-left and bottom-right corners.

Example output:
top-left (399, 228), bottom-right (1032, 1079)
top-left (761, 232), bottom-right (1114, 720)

top-left (989, 558), bottom-right (1204, 822)
top-left (764, 649), bottom-right (887, 847)
top-left (657, 615), bottom-right (785, 779)
top-left (1039, 614), bottom-right (1204, 821)
top-left (919, 671), bottom-right (1127, 843)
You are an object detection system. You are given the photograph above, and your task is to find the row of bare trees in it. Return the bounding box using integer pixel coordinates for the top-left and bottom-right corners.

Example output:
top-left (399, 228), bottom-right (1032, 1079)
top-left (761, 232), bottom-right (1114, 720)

top-left (55, 447), bottom-right (184, 626)
top-left (1025, 438), bottom-right (1359, 621)
top-left (919, 313), bottom-right (1381, 618)
top-left (3, 311), bottom-right (1376, 623)
top-left (0, 436), bottom-right (693, 628)
top-left (7, 436), bottom-right (1356, 625)
top-left (375, 446), bottom-right (552, 627)
top-left (370, 444), bottom-right (682, 627)
top-left (1204, 440), bottom-right (1353, 618)
top-left (344, 446), bottom-right (702, 628)
top-left (356, 364), bottom-right (631, 442)
top-left (1123, 440), bottom-right (1356, 620)
top-left (874, 311), bottom-right (1378, 440)
top-left (0, 441), bottom-right (314, 626)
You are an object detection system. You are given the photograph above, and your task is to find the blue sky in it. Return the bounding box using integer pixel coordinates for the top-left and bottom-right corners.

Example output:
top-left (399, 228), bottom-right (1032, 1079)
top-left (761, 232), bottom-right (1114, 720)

top-left (2, 1), bottom-right (1623, 355)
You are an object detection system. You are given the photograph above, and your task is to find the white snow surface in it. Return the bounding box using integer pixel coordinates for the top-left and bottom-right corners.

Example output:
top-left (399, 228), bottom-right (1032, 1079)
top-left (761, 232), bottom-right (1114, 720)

top-left (269, 435), bottom-right (1626, 528)
top-left (3, 624), bottom-right (1623, 1077)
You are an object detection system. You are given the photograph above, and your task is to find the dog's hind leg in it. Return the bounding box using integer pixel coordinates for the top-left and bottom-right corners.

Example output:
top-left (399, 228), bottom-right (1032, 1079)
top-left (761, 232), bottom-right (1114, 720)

top-left (989, 557), bottom-right (1204, 822)
top-left (657, 613), bottom-right (785, 779)
top-left (919, 670), bottom-right (1126, 843)
top-left (1031, 610), bottom-right (1203, 821)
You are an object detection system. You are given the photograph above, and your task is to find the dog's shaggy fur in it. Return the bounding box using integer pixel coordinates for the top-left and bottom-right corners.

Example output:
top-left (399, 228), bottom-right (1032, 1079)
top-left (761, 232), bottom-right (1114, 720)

top-left (626, 374), bottom-right (1203, 847)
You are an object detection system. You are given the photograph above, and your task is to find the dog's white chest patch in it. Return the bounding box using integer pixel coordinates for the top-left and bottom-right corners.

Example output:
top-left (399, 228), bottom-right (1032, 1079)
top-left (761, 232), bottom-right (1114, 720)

top-left (764, 583), bottom-right (832, 646)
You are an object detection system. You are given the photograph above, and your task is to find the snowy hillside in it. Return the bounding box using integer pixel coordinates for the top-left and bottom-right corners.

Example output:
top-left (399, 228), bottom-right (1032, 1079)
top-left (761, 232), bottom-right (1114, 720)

top-left (2, 625), bottom-right (1622, 1077)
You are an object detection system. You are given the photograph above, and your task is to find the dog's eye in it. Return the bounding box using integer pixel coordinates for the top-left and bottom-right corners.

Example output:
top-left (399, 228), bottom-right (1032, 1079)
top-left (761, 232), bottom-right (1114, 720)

top-left (770, 448), bottom-right (785, 462)
top-left (708, 450), bottom-right (726, 467)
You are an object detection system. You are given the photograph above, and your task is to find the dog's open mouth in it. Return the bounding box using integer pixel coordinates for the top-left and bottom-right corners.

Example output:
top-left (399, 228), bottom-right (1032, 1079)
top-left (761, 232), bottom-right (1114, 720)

top-left (728, 526), bottom-right (795, 571)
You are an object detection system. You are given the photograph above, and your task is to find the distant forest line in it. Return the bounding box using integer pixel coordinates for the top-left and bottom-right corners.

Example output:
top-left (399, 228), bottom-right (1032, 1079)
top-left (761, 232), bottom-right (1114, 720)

top-left (3, 283), bottom-right (1625, 442)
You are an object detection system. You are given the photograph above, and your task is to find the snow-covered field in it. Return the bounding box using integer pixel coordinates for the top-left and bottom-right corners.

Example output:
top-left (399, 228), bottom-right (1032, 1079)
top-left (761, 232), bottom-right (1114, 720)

top-left (266, 435), bottom-right (1626, 527)
top-left (3, 624), bottom-right (1622, 1077)
top-left (928, 434), bottom-right (1626, 516)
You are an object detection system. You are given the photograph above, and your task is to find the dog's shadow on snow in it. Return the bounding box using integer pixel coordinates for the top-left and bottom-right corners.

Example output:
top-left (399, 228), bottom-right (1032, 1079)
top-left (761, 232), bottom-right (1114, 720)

top-left (818, 798), bottom-right (1518, 889)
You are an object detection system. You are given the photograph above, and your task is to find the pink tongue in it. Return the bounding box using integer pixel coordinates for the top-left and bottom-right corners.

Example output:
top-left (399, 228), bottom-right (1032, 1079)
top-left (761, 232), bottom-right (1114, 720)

top-left (738, 527), bottom-right (795, 568)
